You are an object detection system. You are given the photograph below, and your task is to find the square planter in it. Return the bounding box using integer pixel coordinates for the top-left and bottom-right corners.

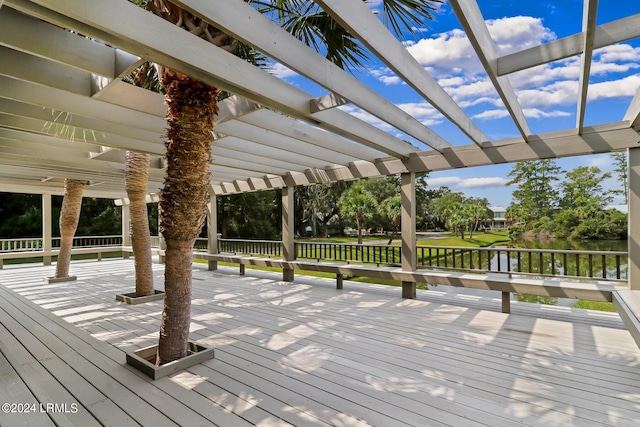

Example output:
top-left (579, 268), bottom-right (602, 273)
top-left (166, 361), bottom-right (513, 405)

top-left (126, 342), bottom-right (214, 380)
top-left (44, 275), bottom-right (77, 284)
top-left (115, 290), bottom-right (164, 305)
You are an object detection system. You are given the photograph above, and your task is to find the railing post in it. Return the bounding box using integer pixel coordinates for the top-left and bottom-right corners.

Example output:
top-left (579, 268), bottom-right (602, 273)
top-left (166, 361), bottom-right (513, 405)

top-left (121, 202), bottom-right (130, 260)
top-left (42, 193), bottom-right (52, 266)
top-left (207, 193), bottom-right (218, 271)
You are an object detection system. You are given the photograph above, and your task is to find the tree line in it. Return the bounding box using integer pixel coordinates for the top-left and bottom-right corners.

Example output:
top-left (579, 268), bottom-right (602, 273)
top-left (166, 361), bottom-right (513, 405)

top-left (506, 153), bottom-right (628, 240)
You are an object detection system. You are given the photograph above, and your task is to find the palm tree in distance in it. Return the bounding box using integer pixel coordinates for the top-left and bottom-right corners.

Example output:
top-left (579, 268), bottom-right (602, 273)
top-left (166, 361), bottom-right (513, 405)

top-left (138, 0), bottom-right (443, 365)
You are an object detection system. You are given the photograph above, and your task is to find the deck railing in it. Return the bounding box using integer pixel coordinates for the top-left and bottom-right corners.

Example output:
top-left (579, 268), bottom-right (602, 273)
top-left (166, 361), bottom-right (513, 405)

top-left (1, 236), bottom-right (628, 281)
top-left (1, 235), bottom-right (123, 252)
top-left (217, 239), bottom-right (628, 281)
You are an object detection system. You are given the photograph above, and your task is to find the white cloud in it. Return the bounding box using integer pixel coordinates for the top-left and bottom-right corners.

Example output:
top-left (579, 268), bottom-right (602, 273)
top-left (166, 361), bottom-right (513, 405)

top-left (472, 109), bottom-right (509, 120)
top-left (269, 62), bottom-right (299, 79)
top-left (588, 75), bottom-right (640, 100)
top-left (427, 176), bottom-right (509, 189)
top-left (406, 16), bottom-right (555, 76)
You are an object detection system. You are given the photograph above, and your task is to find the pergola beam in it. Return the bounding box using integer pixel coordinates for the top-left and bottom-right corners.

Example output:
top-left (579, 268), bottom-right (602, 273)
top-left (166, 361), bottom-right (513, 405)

top-left (498, 13), bottom-right (640, 76)
top-left (449, 0), bottom-right (531, 141)
top-left (173, 0), bottom-right (452, 152)
top-left (576, 0), bottom-right (598, 133)
top-left (315, 0), bottom-right (488, 147)
top-left (16, 0), bottom-right (417, 159)
top-left (213, 124), bottom-right (640, 194)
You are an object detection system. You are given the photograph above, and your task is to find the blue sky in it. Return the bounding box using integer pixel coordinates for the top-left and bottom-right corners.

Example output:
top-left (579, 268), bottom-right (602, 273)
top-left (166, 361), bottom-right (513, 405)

top-left (271, 1), bottom-right (640, 208)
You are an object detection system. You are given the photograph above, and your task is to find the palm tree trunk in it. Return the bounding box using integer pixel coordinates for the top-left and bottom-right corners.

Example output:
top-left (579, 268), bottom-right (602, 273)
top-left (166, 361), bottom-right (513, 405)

top-left (156, 68), bottom-right (219, 365)
top-left (55, 179), bottom-right (85, 278)
top-left (125, 151), bottom-right (154, 296)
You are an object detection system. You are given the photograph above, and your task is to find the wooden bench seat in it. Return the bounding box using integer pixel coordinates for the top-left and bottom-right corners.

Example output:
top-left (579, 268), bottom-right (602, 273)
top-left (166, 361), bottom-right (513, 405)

top-left (194, 252), bottom-right (617, 314)
top-left (613, 290), bottom-right (640, 349)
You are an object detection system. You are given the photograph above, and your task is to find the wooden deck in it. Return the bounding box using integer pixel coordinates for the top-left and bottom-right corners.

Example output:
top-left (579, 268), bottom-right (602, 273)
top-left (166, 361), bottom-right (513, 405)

top-left (1, 258), bottom-right (640, 426)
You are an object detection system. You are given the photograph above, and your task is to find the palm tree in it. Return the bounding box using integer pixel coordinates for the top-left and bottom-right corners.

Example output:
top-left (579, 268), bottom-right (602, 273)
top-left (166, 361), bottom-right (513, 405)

top-left (142, 0), bottom-right (443, 365)
top-left (379, 195), bottom-right (402, 244)
top-left (55, 179), bottom-right (86, 279)
top-left (124, 151), bottom-right (154, 296)
top-left (339, 185), bottom-right (378, 245)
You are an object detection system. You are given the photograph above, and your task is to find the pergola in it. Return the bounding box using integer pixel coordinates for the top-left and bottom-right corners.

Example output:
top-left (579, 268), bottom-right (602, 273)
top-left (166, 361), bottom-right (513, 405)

top-left (1, 0), bottom-right (640, 286)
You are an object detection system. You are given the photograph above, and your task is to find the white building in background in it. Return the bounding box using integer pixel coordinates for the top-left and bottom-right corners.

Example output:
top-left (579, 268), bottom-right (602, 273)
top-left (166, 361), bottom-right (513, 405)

top-left (487, 206), bottom-right (511, 230)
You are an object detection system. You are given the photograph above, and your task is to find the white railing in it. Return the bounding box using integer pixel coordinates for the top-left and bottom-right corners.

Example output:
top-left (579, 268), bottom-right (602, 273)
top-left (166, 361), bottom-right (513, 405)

top-left (0, 235), bottom-right (123, 252)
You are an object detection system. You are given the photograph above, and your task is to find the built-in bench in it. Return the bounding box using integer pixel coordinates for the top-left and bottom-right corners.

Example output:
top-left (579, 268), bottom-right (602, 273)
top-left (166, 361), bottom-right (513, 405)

top-left (0, 246), bottom-right (126, 269)
top-left (194, 252), bottom-right (617, 314)
top-left (613, 290), bottom-right (640, 349)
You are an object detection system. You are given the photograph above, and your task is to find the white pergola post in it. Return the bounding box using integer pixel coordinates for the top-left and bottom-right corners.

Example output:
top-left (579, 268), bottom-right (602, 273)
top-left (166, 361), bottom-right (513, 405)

top-left (282, 186), bottom-right (295, 282)
top-left (401, 172), bottom-right (417, 299)
top-left (121, 203), bottom-right (130, 259)
top-left (42, 193), bottom-right (52, 266)
top-left (207, 193), bottom-right (218, 271)
top-left (629, 147), bottom-right (640, 289)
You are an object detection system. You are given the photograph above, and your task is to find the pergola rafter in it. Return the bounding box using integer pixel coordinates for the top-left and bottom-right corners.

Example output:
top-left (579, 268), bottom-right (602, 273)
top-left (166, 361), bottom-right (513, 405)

top-left (0, 0), bottom-right (637, 199)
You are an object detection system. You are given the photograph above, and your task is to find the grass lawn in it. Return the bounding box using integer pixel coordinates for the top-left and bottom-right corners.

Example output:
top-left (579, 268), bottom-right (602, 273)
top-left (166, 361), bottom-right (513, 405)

top-left (416, 231), bottom-right (510, 248)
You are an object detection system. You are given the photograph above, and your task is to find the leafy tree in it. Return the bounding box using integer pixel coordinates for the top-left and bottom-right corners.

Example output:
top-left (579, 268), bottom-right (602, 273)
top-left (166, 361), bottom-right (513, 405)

top-left (611, 152), bottom-right (628, 204)
top-left (338, 185), bottom-right (378, 244)
top-left (431, 190), bottom-right (464, 230)
top-left (507, 160), bottom-right (562, 222)
top-left (379, 195), bottom-right (401, 244)
top-left (560, 166), bottom-right (612, 211)
top-left (218, 191), bottom-right (279, 239)
top-left (296, 181), bottom-right (350, 237)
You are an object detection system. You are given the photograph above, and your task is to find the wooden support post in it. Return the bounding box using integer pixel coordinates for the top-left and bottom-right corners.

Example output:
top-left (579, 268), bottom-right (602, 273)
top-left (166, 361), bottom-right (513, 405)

top-left (629, 147), bottom-right (640, 290)
top-left (207, 193), bottom-right (218, 271)
top-left (501, 292), bottom-right (511, 313)
top-left (42, 193), bottom-right (52, 266)
top-left (401, 172), bottom-right (417, 299)
top-left (336, 273), bottom-right (343, 289)
top-left (121, 203), bottom-right (130, 259)
top-left (239, 264), bottom-right (245, 276)
top-left (282, 186), bottom-right (295, 282)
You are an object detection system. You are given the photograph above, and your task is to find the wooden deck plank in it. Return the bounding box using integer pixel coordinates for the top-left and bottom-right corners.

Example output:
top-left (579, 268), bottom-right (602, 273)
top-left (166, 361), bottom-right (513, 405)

top-left (1, 259), bottom-right (640, 427)
top-left (0, 352), bottom-right (55, 427)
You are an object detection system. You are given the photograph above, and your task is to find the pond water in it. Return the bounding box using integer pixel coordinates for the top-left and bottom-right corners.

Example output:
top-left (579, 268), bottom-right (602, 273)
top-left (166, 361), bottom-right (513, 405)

top-left (426, 237), bottom-right (627, 311)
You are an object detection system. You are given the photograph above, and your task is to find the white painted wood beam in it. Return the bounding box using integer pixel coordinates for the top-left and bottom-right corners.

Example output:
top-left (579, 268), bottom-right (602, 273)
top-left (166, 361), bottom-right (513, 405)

top-left (0, 96), bottom-right (164, 145)
top-left (498, 13), bottom-right (640, 75)
top-left (0, 111), bottom-right (164, 155)
top-left (315, 0), bottom-right (488, 147)
top-left (0, 46), bottom-right (92, 96)
top-left (624, 90), bottom-right (640, 128)
top-left (576, 0), bottom-right (598, 133)
top-left (214, 136), bottom-right (333, 170)
top-left (213, 124), bottom-right (640, 195)
top-left (309, 94), bottom-right (348, 113)
top-left (90, 77), bottom-right (165, 118)
top-left (0, 76), bottom-right (166, 134)
top-left (212, 156), bottom-right (290, 176)
top-left (212, 146), bottom-right (305, 173)
top-left (449, 0), bottom-right (531, 141)
top-left (173, 0), bottom-right (452, 152)
top-left (216, 121), bottom-right (359, 165)
top-left (21, 0), bottom-right (415, 159)
top-left (238, 109), bottom-right (386, 160)
top-left (0, 6), bottom-right (137, 78)
top-left (216, 95), bottom-right (262, 124)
